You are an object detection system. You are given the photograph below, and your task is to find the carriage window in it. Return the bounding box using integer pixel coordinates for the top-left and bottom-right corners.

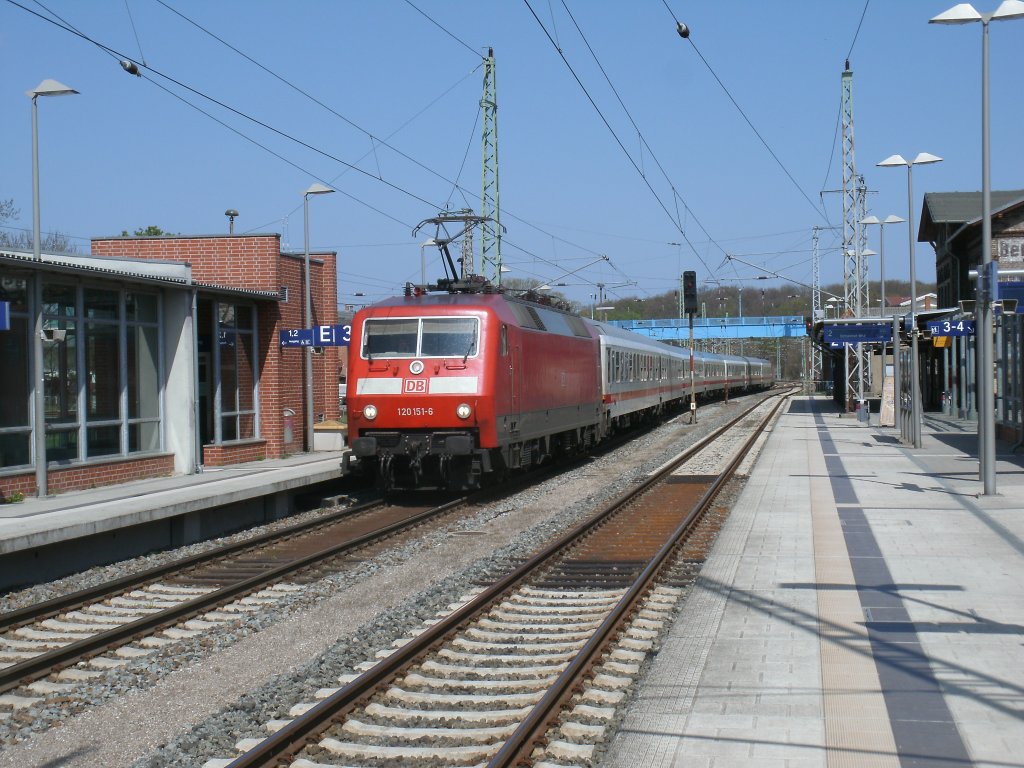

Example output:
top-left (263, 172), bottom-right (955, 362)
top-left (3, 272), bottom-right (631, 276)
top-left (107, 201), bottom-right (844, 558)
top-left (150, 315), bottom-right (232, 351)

top-left (362, 317), bottom-right (480, 359)
top-left (362, 318), bottom-right (419, 358)
top-left (421, 317), bottom-right (479, 358)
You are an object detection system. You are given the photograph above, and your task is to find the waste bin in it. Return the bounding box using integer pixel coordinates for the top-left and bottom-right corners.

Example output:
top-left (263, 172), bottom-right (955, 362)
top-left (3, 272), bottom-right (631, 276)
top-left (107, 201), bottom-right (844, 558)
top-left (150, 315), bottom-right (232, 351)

top-left (283, 408), bottom-right (296, 443)
top-left (856, 399), bottom-right (870, 423)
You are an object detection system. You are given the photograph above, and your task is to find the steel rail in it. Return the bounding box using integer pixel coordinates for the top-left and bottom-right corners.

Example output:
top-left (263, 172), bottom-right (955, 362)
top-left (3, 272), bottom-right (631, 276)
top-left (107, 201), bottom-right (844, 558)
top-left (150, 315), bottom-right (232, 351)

top-left (0, 494), bottom-right (468, 694)
top-left (0, 498), bottom-right (384, 633)
top-left (224, 389), bottom-right (789, 768)
top-left (488, 389), bottom-right (792, 766)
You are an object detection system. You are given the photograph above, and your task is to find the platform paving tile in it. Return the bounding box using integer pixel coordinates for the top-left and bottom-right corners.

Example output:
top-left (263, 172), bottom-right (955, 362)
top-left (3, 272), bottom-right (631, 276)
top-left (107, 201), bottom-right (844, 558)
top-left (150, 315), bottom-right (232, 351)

top-left (603, 400), bottom-right (1024, 767)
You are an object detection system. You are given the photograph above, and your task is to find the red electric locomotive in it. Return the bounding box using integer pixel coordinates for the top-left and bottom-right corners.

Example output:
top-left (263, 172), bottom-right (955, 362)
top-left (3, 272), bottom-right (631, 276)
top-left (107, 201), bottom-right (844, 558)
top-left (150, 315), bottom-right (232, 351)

top-left (347, 286), bottom-right (604, 490)
top-left (348, 275), bottom-right (774, 490)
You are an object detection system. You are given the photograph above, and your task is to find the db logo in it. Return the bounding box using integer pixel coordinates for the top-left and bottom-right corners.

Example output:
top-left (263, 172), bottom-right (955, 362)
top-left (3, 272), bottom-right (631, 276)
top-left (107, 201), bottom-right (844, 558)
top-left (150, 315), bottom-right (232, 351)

top-left (404, 379), bottom-right (427, 394)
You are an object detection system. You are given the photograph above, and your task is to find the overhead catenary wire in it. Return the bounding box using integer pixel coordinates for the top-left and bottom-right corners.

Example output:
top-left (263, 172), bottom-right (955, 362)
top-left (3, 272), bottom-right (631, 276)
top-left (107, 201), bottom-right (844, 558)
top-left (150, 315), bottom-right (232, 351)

top-left (11, 0), bottom-right (445, 212)
top-left (119, 0), bottom-right (629, 290)
top-left (16, 0), bottom-right (823, 298)
top-left (658, 0), bottom-right (830, 228)
top-left (122, 0), bottom-right (146, 65)
top-left (153, 0), bottom-right (484, 199)
top-left (521, 0), bottom-right (717, 279)
top-left (400, 0), bottom-right (485, 60)
top-left (557, 0), bottom-right (725, 261)
top-left (821, 1), bottom-right (871, 200)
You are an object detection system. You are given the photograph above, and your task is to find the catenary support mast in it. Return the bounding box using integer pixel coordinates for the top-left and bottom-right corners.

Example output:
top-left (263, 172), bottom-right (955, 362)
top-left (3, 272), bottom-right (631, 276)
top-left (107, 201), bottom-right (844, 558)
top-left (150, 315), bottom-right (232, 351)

top-left (841, 62), bottom-right (868, 411)
top-left (481, 48), bottom-right (502, 284)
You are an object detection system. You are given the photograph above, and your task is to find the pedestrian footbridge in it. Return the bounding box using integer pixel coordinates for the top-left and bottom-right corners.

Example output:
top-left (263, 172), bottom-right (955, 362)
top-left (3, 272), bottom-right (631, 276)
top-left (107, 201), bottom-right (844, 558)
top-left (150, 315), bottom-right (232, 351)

top-left (609, 315), bottom-right (808, 341)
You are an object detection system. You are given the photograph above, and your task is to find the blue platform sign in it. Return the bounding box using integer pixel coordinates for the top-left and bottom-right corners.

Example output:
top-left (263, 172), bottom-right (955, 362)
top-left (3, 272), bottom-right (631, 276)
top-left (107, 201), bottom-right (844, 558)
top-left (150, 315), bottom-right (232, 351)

top-left (998, 281), bottom-right (1024, 306)
top-left (927, 319), bottom-right (975, 337)
top-left (0, 301), bottom-right (9, 331)
top-left (279, 324), bottom-right (351, 347)
top-left (280, 328), bottom-right (314, 347)
top-left (823, 322), bottom-right (892, 345)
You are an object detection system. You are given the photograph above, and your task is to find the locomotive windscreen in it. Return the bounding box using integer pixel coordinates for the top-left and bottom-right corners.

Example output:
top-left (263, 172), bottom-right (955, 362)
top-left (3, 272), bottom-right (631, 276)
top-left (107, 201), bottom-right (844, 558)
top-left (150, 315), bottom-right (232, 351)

top-left (362, 317), bottom-right (479, 359)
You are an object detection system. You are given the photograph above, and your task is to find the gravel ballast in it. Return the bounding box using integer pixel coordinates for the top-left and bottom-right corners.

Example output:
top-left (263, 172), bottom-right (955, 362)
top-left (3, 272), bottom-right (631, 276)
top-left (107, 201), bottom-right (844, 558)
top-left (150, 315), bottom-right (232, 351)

top-left (0, 394), bottom-right (771, 768)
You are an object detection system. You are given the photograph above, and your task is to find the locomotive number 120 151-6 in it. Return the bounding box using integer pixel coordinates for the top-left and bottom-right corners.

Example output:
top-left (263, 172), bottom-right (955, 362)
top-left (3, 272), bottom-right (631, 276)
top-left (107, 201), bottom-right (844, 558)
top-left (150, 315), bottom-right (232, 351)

top-left (397, 407), bottom-right (435, 417)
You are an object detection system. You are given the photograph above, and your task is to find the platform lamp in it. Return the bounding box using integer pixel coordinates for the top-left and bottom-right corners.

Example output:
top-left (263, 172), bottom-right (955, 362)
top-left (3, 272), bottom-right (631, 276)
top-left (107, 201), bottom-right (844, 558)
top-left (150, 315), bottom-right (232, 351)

top-left (303, 182), bottom-right (334, 453)
top-left (930, 0), bottom-right (1024, 494)
top-left (861, 215), bottom-right (905, 318)
top-left (28, 79), bottom-right (78, 498)
top-left (877, 152), bottom-right (942, 449)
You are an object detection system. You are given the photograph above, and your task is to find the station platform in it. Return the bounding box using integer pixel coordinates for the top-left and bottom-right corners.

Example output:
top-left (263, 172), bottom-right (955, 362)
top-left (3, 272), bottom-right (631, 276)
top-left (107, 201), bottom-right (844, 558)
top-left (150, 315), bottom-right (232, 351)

top-left (0, 450), bottom-right (351, 590)
top-left (605, 395), bottom-right (1024, 768)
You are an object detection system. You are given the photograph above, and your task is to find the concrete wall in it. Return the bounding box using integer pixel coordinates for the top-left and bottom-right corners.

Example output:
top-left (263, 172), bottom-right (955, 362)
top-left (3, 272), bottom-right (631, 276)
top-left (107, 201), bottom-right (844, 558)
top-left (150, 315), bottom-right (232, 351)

top-left (163, 288), bottom-right (197, 474)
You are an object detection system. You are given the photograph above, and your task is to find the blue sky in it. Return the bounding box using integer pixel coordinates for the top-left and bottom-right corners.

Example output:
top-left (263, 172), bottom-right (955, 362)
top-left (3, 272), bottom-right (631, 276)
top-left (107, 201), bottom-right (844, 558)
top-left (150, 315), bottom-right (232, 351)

top-left (2, 1), bottom-right (1023, 311)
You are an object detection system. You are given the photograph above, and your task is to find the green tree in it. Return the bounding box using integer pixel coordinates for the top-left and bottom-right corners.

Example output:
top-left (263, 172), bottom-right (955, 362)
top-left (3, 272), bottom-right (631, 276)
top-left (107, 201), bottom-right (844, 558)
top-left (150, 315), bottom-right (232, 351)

top-left (121, 225), bottom-right (173, 237)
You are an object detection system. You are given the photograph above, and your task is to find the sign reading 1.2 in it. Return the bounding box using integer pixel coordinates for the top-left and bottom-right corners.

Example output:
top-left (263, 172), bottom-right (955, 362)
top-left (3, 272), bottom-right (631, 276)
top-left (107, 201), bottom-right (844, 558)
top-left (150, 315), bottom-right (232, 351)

top-left (927, 319), bottom-right (975, 337)
top-left (279, 324), bottom-right (351, 347)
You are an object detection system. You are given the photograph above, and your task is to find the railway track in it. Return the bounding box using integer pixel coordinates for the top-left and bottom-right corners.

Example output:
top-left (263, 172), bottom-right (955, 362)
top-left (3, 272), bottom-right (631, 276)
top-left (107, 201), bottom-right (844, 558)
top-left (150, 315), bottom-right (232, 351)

top-left (204, 388), bottom-right (793, 768)
top-left (0, 492), bottom-right (481, 713)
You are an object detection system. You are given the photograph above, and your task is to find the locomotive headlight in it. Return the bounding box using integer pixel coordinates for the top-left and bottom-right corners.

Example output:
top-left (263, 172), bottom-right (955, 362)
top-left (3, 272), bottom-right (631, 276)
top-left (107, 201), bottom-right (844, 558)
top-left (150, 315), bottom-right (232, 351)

top-left (363, 404), bottom-right (378, 420)
top-left (456, 403), bottom-right (472, 420)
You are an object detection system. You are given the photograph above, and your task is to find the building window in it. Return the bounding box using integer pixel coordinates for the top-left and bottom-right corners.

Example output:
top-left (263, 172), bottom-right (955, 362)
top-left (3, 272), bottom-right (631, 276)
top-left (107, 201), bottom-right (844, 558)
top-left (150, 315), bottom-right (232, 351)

top-left (43, 283), bottom-right (79, 462)
top-left (26, 279), bottom-right (164, 466)
top-left (217, 302), bottom-right (258, 442)
top-left (0, 276), bottom-right (31, 469)
top-left (85, 288), bottom-right (121, 458)
top-left (127, 292), bottom-right (161, 453)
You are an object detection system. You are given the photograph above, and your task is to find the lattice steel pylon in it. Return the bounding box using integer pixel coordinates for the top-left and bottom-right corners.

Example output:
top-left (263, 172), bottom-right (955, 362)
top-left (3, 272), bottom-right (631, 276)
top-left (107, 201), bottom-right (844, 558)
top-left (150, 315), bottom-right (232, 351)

top-left (841, 62), bottom-right (868, 411)
top-left (812, 227), bottom-right (823, 389)
top-left (480, 48), bottom-right (502, 284)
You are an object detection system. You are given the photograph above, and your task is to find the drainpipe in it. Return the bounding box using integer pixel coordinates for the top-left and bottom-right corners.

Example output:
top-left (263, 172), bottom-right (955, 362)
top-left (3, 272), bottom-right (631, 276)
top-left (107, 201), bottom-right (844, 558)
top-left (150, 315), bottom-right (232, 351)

top-left (188, 265), bottom-right (202, 474)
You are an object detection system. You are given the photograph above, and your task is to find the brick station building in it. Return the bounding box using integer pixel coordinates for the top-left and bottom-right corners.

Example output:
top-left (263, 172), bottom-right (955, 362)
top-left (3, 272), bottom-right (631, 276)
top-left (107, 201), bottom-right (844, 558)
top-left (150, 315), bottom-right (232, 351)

top-left (0, 233), bottom-right (341, 499)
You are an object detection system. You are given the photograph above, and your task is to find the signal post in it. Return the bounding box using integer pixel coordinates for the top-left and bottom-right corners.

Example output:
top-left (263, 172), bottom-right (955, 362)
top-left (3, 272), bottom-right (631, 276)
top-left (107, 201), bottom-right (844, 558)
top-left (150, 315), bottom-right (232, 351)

top-left (683, 271), bottom-right (698, 422)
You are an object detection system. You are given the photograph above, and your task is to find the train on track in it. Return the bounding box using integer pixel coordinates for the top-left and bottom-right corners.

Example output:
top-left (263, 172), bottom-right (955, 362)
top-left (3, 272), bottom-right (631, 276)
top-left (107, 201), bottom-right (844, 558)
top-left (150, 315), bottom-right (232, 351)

top-left (347, 279), bottom-right (774, 491)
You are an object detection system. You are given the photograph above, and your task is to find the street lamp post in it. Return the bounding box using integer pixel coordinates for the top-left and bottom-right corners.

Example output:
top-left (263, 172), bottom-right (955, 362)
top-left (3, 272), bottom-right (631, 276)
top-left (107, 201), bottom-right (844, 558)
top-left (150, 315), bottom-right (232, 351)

top-left (303, 182), bottom-right (334, 453)
top-left (878, 152), bottom-right (943, 448)
top-left (28, 79), bottom-right (78, 498)
top-left (931, 0), bottom-right (1024, 494)
top-left (862, 214), bottom-right (905, 430)
top-left (861, 214), bottom-right (906, 318)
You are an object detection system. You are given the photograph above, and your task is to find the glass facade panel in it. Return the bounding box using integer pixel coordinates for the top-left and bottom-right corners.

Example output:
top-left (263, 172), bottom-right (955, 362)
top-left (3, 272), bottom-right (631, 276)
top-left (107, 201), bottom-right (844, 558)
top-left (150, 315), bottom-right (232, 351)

top-left (128, 325), bottom-right (160, 419)
top-left (215, 301), bottom-right (257, 444)
top-left (43, 322), bottom-right (77, 423)
top-left (87, 323), bottom-right (120, 420)
top-left (23, 280), bottom-right (163, 468)
top-left (0, 275), bottom-right (28, 311)
top-left (236, 305), bottom-right (253, 330)
top-left (129, 421), bottom-right (160, 453)
top-left (0, 433), bottom-right (30, 468)
top-left (237, 332), bottom-right (254, 412)
top-left (126, 292), bottom-right (158, 323)
top-left (0, 298), bottom-right (30, 464)
top-left (85, 288), bottom-right (118, 320)
top-left (87, 424), bottom-right (120, 457)
top-left (47, 428), bottom-right (77, 463)
top-left (0, 315), bottom-right (29, 428)
top-left (43, 284), bottom-right (75, 317)
top-left (220, 330), bottom-right (238, 412)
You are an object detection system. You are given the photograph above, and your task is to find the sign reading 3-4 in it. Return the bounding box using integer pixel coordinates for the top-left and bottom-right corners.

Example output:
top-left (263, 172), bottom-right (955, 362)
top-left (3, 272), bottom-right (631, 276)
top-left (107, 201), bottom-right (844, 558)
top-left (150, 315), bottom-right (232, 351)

top-left (927, 319), bottom-right (975, 337)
